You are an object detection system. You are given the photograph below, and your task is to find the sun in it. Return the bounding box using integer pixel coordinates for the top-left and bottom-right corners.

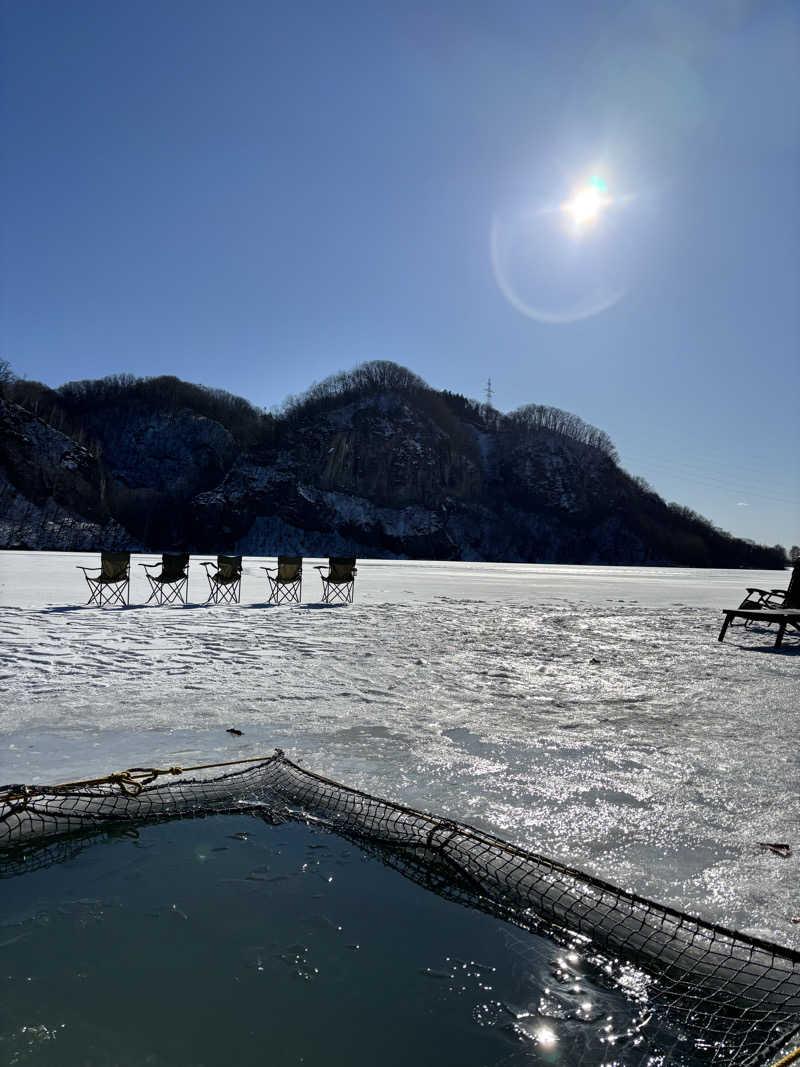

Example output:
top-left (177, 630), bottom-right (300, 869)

top-left (563, 177), bottom-right (609, 226)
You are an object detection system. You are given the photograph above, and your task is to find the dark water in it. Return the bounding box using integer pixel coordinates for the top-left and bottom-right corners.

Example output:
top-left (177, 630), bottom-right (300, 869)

top-left (1, 816), bottom-right (707, 1066)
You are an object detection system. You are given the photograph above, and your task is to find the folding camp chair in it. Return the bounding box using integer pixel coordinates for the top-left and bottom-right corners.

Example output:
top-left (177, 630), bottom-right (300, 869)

top-left (261, 556), bottom-right (302, 605)
top-left (315, 557), bottom-right (357, 604)
top-left (201, 555), bottom-right (242, 604)
top-left (77, 552), bottom-right (131, 607)
top-left (140, 553), bottom-right (190, 606)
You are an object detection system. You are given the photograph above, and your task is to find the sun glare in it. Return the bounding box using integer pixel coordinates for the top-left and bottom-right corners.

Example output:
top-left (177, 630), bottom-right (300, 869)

top-left (567, 188), bottom-right (602, 223)
top-left (564, 177), bottom-right (609, 226)
top-left (489, 172), bottom-right (629, 323)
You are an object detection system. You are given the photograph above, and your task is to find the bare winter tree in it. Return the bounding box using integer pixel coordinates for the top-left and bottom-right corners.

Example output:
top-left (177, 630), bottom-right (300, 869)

top-left (0, 358), bottom-right (15, 397)
top-left (507, 403), bottom-right (620, 462)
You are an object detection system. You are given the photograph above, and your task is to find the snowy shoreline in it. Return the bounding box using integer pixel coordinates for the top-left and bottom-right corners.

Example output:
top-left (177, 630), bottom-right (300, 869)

top-left (1, 551), bottom-right (797, 949)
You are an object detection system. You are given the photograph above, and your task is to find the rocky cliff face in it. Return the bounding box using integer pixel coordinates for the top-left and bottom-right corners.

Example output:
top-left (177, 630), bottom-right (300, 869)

top-left (186, 391), bottom-right (484, 557)
top-left (0, 367), bottom-right (785, 568)
top-left (0, 398), bottom-right (131, 549)
top-left (89, 409), bottom-right (237, 494)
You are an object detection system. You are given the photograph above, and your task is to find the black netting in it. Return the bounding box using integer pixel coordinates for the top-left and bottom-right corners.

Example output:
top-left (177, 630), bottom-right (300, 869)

top-left (2, 751), bottom-right (798, 1066)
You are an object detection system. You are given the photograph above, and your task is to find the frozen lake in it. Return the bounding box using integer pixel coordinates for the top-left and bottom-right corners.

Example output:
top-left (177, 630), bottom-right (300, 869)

top-left (1, 551), bottom-right (797, 953)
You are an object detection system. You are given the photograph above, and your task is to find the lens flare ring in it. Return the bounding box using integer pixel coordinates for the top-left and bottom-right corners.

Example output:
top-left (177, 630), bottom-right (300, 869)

top-left (490, 174), bottom-right (633, 325)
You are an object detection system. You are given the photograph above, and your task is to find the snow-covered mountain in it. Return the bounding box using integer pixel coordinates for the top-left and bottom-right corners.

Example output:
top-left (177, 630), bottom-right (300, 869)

top-left (0, 363), bottom-right (785, 567)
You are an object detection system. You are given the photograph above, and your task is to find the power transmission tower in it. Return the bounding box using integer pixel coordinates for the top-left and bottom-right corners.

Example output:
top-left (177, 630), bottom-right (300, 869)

top-left (485, 378), bottom-right (494, 406)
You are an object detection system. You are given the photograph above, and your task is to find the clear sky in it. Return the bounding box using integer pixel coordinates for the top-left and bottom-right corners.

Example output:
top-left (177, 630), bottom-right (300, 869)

top-left (2, 0), bottom-right (798, 550)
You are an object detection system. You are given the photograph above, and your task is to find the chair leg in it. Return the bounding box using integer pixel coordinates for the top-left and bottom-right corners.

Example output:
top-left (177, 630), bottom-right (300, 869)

top-left (321, 581), bottom-right (353, 605)
top-left (269, 579), bottom-right (301, 605)
top-left (208, 580), bottom-right (240, 605)
top-left (160, 579), bottom-right (188, 606)
top-left (97, 580), bottom-right (128, 607)
top-left (718, 614), bottom-right (732, 642)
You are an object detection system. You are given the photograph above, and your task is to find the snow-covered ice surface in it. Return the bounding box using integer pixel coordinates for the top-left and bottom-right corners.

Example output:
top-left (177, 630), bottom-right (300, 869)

top-left (1, 551), bottom-right (797, 951)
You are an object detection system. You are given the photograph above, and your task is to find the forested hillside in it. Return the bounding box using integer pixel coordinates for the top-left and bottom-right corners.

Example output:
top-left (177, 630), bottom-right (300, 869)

top-left (0, 361), bottom-right (786, 568)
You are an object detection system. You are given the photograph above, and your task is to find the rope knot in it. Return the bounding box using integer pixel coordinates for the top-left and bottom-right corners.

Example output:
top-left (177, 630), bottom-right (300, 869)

top-left (108, 772), bottom-right (143, 797)
top-left (426, 819), bottom-right (460, 851)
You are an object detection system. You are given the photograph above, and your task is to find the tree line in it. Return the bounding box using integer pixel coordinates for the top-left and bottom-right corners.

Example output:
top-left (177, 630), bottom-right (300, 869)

top-left (506, 404), bottom-right (620, 462)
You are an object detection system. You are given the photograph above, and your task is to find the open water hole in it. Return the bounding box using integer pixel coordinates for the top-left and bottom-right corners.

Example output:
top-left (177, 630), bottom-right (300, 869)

top-left (1, 816), bottom-right (712, 1066)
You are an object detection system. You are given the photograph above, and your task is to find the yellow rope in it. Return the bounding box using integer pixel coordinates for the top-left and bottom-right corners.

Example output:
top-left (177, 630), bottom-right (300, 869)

top-left (773, 1048), bottom-right (800, 1066)
top-left (0, 753), bottom-right (279, 803)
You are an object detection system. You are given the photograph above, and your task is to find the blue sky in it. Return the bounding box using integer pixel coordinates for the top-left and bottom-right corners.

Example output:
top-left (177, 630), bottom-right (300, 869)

top-left (2, 0), bottom-right (798, 550)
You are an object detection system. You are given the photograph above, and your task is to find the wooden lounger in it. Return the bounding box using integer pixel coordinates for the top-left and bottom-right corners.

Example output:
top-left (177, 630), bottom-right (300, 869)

top-left (718, 608), bottom-right (800, 648)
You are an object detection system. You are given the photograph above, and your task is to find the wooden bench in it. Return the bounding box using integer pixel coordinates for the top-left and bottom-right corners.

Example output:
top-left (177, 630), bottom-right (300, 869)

top-left (718, 608), bottom-right (800, 648)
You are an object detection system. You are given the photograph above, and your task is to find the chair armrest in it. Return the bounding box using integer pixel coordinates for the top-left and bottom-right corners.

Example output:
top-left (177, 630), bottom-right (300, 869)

top-left (763, 592), bottom-right (786, 606)
top-left (314, 565), bottom-right (327, 572)
top-left (261, 566), bottom-right (276, 575)
top-left (76, 566), bottom-right (100, 574)
top-left (199, 561), bottom-right (216, 571)
top-left (139, 562), bottom-right (159, 571)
